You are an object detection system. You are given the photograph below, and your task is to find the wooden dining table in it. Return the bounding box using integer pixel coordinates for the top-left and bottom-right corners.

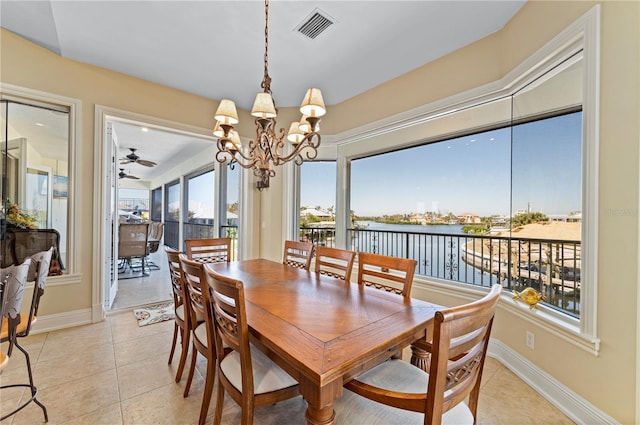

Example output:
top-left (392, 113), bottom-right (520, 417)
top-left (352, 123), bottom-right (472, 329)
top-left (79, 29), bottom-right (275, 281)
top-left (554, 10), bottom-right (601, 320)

top-left (207, 258), bottom-right (441, 425)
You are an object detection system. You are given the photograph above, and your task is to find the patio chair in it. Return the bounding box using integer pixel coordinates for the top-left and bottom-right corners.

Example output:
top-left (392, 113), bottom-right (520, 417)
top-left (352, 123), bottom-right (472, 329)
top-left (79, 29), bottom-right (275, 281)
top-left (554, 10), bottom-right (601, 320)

top-left (118, 222), bottom-right (150, 277)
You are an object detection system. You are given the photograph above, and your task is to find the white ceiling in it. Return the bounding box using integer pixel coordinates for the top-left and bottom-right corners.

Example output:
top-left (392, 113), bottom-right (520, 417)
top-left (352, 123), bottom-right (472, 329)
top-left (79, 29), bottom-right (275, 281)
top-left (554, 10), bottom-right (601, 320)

top-left (1, 0), bottom-right (526, 182)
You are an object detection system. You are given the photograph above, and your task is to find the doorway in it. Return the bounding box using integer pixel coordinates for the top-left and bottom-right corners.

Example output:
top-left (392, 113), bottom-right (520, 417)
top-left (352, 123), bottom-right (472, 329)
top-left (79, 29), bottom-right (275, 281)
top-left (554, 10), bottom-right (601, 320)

top-left (97, 107), bottom-right (216, 313)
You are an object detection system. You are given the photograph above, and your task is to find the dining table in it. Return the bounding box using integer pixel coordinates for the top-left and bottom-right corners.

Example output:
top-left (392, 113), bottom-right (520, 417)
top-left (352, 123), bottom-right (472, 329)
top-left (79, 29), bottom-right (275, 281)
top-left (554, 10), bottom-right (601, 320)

top-left (207, 258), bottom-right (442, 425)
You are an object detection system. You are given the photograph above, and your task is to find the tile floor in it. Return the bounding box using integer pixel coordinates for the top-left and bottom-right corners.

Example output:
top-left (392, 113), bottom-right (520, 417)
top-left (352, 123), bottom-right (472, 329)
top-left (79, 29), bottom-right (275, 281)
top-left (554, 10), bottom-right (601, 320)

top-left (110, 249), bottom-right (173, 312)
top-left (0, 308), bottom-right (574, 425)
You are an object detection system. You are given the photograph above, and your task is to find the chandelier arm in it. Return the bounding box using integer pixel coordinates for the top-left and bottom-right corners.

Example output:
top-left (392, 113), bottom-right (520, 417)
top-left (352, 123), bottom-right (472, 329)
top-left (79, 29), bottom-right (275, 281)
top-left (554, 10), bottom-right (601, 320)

top-left (276, 132), bottom-right (321, 164)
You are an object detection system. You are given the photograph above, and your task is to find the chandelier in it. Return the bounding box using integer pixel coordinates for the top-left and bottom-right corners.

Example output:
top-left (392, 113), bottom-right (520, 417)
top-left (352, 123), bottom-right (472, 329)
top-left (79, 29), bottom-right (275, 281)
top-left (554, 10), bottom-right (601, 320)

top-left (213, 0), bottom-right (326, 190)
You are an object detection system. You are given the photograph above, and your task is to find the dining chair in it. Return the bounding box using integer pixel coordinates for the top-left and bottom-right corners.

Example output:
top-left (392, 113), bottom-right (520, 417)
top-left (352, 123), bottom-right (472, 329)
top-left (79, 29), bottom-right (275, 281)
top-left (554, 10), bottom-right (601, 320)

top-left (179, 254), bottom-right (217, 425)
top-left (282, 239), bottom-right (314, 270)
top-left (205, 266), bottom-right (300, 425)
top-left (166, 247), bottom-right (202, 383)
top-left (1, 256), bottom-right (49, 422)
top-left (185, 237), bottom-right (231, 264)
top-left (314, 246), bottom-right (356, 281)
top-left (357, 251), bottom-right (418, 297)
top-left (336, 284), bottom-right (502, 425)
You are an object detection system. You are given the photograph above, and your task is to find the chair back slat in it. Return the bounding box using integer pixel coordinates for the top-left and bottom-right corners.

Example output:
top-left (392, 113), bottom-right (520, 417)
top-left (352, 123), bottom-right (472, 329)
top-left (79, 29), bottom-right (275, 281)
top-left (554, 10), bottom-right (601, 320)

top-left (314, 246), bottom-right (356, 281)
top-left (357, 252), bottom-right (417, 297)
top-left (185, 238), bottom-right (231, 264)
top-left (282, 240), bottom-right (314, 270)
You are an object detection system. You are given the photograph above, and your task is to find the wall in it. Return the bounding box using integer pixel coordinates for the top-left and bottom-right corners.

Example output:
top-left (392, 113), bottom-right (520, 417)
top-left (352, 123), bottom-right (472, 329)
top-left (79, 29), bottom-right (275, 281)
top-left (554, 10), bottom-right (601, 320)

top-left (1, 0), bottom-right (638, 422)
top-left (259, 1), bottom-right (639, 422)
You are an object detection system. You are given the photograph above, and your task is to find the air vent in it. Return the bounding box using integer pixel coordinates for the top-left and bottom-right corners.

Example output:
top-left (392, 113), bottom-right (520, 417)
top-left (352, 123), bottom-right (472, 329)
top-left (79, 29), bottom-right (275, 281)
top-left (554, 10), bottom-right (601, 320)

top-left (296, 10), bottom-right (334, 39)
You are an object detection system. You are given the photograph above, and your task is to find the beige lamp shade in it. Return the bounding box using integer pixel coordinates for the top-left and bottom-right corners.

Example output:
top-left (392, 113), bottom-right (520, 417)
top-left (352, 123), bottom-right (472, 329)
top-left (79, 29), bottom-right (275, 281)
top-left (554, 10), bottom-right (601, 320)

top-left (287, 122), bottom-right (304, 144)
top-left (251, 92), bottom-right (277, 118)
top-left (300, 88), bottom-right (326, 117)
top-left (213, 121), bottom-right (224, 138)
top-left (215, 99), bottom-right (239, 125)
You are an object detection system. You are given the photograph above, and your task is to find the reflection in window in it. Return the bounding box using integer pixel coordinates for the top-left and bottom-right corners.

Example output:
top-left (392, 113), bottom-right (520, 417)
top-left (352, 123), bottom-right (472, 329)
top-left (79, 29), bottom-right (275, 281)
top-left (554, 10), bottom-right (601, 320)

top-left (1, 100), bottom-right (70, 270)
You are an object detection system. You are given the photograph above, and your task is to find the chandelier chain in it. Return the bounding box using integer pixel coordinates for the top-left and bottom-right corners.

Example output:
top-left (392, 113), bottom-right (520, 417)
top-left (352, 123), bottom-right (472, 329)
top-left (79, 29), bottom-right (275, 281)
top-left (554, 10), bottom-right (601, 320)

top-left (262, 0), bottom-right (271, 94)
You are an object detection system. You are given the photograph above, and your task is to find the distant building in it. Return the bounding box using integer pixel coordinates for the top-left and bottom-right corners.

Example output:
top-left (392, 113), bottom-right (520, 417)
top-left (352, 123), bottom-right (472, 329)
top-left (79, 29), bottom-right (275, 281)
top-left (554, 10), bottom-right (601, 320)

top-left (457, 212), bottom-right (481, 224)
top-left (300, 207), bottom-right (332, 219)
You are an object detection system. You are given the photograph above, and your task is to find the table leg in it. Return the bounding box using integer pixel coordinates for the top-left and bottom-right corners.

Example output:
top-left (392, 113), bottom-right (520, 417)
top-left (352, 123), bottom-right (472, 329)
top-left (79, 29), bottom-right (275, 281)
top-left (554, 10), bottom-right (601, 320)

top-left (410, 341), bottom-right (432, 372)
top-left (299, 377), bottom-right (341, 425)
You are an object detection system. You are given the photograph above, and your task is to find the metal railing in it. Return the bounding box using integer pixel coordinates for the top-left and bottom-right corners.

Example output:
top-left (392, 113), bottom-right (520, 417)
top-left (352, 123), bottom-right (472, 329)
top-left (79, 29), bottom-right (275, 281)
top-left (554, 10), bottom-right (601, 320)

top-left (300, 226), bottom-right (580, 317)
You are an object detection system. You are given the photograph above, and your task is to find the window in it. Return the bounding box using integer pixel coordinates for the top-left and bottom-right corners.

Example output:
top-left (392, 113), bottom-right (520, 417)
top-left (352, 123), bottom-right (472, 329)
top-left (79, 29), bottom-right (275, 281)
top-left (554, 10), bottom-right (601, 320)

top-left (184, 167), bottom-right (215, 240)
top-left (150, 187), bottom-right (162, 222)
top-left (164, 180), bottom-right (180, 249)
top-left (341, 35), bottom-right (596, 335)
top-left (299, 161), bottom-right (336, 246)
top-left (1, 98), bottom-right (72, 272)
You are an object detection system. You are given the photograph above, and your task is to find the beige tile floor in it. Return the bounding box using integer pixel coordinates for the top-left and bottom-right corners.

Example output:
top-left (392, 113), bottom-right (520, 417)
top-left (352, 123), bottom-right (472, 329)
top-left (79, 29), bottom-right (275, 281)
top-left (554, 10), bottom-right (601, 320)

top-left (0, 309), bottom-right (575, 425)
top-left (110, 249), bottom-right (173, 312)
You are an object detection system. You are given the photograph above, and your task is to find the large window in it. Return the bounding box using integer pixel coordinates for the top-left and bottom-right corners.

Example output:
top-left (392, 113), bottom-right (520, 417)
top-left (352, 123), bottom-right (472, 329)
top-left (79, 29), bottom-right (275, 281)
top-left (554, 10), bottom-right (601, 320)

top-left (345, 49), bottom-right (587, 321)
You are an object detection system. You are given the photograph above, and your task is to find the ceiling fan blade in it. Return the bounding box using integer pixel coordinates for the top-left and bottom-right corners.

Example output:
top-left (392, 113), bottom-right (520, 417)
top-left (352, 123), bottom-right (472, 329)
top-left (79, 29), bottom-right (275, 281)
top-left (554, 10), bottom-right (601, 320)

top-left (125, 174), bottom-right (140, 179)
top-left (136, 159), bottom-right (157, 167)
top-left (120, 159), bottom-right (134, 164)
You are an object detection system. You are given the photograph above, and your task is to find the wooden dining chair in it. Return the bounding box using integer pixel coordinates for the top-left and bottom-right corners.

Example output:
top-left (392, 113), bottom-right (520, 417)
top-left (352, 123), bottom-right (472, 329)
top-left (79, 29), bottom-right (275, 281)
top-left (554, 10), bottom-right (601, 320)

top-left (314, 246), bottom-right (356, 281)
top-left (185, 237), bottom-right (231, 264)
top-left (357, 251), bottom-right (418, 297)
top-left (337, 284), bottom-right (502, 425)
top-left (1, 257), bottom-right (49, 422)
top-left (282, 239), bottom-right (314, 270)
top-left (166, 247), bottom-right (202, 383)
top-left (205, 266), bottom-right (300, 425)
top-left (179, 254), bottom-right (217, 425)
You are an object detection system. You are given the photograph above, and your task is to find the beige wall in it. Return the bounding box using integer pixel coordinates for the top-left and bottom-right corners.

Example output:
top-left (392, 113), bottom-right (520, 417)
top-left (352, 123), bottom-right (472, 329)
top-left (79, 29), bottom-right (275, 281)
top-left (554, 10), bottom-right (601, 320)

top-left (1, 0), bottom-right (638, 422)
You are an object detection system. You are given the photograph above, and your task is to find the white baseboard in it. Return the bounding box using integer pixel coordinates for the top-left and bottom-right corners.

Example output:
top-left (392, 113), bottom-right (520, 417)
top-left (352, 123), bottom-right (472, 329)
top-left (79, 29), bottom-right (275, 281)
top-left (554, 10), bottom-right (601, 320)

top-left (30, 308), bottom-right (93, 334)
top-left (489, 339), bottom-right (618, 425)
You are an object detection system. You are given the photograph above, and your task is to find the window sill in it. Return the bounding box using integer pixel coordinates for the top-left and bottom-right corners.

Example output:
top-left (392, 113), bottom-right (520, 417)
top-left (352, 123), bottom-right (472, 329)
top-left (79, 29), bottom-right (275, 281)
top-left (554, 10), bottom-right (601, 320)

top-left (412, 277), bottom-right (600, 356)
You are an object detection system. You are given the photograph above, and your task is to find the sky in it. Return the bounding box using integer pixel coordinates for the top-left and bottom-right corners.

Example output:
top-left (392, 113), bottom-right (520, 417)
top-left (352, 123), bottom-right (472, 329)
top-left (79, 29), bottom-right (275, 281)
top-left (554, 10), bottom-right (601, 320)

top-left (302, 112), bottom-right (582, 218)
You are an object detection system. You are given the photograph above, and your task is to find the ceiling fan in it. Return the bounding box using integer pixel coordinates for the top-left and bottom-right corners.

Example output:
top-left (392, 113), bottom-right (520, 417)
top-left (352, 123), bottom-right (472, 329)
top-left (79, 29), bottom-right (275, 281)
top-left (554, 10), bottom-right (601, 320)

top-left (119, 168), bottom-right (140, 180)
top-left (119, 148), bottom-right (157, 167)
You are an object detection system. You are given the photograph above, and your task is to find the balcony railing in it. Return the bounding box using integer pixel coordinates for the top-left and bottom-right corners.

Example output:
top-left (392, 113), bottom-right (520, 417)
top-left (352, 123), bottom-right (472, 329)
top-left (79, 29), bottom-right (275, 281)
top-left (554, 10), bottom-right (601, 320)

top-left (300, 226), bottom-right (580, 318)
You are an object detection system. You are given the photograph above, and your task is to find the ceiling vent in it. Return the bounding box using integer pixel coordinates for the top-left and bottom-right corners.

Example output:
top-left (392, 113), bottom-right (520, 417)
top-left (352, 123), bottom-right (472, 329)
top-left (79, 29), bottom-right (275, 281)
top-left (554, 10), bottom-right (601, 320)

top-left (295, 9), bottom-right (334, 39)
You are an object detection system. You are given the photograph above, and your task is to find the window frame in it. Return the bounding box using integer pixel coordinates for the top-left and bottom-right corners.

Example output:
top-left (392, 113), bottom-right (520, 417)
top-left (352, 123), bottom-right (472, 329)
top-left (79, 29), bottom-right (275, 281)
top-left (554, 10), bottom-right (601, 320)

top-left (326, 6), bottom-right (600, 352)
top-left (0, 84), bottom-right (80, 281)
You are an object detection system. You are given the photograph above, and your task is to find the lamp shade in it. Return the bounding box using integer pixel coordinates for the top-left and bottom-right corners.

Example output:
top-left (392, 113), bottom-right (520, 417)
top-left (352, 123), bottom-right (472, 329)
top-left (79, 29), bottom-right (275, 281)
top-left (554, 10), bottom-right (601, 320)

top-left (215, 99), bottom-right (239, 125)
top-left (287, 122), bottom-right (304, 144)
top-left (300, 88), bottom-right (326, 117)
top-left (251, 93), bottom-right (277, 118)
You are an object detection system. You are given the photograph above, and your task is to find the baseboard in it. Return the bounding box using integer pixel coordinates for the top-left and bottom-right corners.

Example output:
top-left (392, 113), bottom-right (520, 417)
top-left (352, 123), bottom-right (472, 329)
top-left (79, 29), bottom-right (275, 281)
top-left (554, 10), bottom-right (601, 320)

top-left (30, 308), bottom-right (93, 334)
top-left (489, 339), bottom-right (618, 425)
